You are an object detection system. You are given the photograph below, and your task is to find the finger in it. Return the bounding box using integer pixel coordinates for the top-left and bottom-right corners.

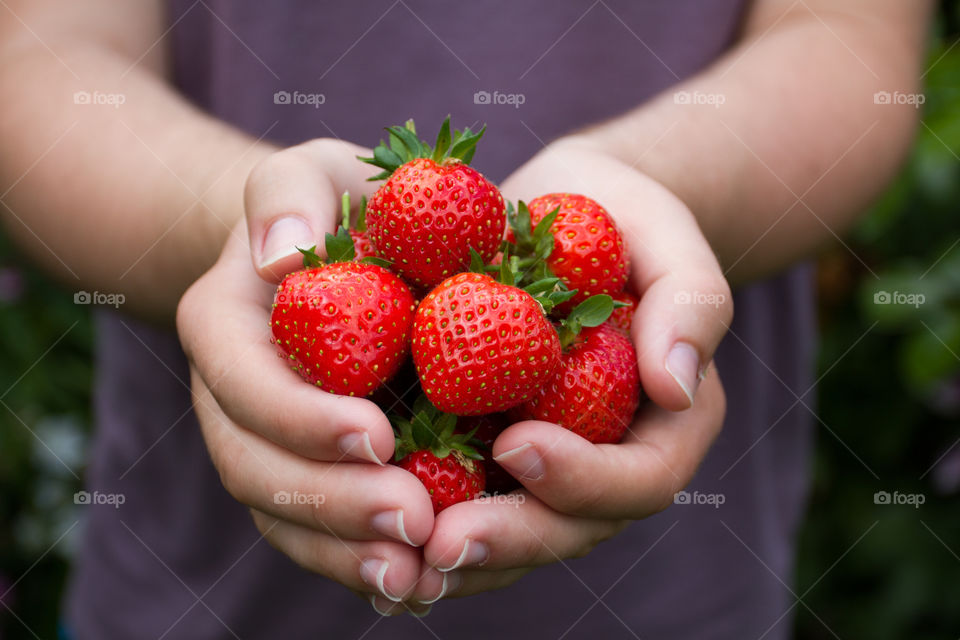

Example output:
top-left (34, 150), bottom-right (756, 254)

top-left (251, 510), bottom-right (422, 602)
top-left (177, 249), bottom-right (397, 464)
top-left (244, 139), bottom-right (379, 280)
top-left (492, 367), bottom-right (725, 519)
top-left (195, 381), bottom-right (434, 544)
top-left (615, 184), bottom-right (733, 411)
top-left (421, 494), bottom-right (626, 573)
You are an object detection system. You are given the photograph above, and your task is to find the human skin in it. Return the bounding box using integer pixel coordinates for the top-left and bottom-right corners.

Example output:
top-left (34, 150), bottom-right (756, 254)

top-left (0, 0), bottom-right (932, 617)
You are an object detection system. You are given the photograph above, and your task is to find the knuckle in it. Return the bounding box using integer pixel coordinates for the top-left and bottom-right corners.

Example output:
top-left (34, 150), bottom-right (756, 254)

top-left (212, 441), bottom-right (249, 505)
top-left (174, 281), bottom-right (202, 353)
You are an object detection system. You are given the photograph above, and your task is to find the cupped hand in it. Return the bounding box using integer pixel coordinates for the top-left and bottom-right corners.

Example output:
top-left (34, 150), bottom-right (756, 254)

top-left (176, 139), bottom-right (433, 615)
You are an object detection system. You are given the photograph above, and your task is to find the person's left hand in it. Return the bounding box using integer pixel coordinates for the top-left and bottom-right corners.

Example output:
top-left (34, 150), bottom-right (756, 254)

top-left (406, 138), bottom-right (733, 606)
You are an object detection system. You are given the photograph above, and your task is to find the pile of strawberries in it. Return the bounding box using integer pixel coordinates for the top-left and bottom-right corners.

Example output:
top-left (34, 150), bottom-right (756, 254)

top-left (271, 119), bottom-right (642, 513)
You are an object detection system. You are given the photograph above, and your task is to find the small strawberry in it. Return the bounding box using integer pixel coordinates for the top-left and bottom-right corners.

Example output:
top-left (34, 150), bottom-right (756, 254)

top-left (271, 229), bottom-right (415, 397)
top-left (607, 291), bottom-right (639, 334)
top-left (411, 270), bottom-right (569, 415)
top-left (341, 192), bottom-right (377, 260)
top-left (393, 397), bottom-right (486, 514)
top-left (361, 118), bottom-right (505, 289)
top-left (522, 194), bottom-right (630, 309)
top-left (458, 413), bottom-right (519, 494)
top-left (513, 321), bottom-right (641, 445)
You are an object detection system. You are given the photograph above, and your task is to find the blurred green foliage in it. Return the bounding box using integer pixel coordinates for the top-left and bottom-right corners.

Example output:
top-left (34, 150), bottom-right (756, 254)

top-left (0, 232), bottom-right (92, 639)
top-left (795, 5), bottom-right (960, 639)
top-left (0, 4), bottom-right (958, 640)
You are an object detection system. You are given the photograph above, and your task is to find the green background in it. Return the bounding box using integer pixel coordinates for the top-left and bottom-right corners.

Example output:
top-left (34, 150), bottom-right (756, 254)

top-left (1, 4), bottom-right (959, 637)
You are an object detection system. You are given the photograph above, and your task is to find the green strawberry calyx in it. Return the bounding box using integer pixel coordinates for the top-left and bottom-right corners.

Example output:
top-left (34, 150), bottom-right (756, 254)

top-left (297, 192), bottom-right (389, 268)
top-left (358, 116), bottom-right (486, 181)
top-left (468, 243), bottom-right (576, 317)
top-left (391, 395), bottom-right (483, 469)
top-left (556, 294), bottom-right (617, 349)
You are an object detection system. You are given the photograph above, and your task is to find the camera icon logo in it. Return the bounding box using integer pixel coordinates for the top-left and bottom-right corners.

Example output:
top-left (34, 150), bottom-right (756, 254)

top-left (474, 90), bottom-right (491, 105)
top-left (673, 490), bottom-right (691, 505)
top-left (674, 291), bottom-right (692, 304)
top-left (873, 91), bottom-right (891, 105)
top-left (874, 291), bottom-right (891, 304)
top-left (873, 490), bottom-right (891, 505)
top-left (274, 91), bottom-right (292, 105)
top-left (73, 91), bottom-right (91, 105)
top-left (74, 491), bottom-right (92, 505)
top-left (673, 91), bottom-right (691, 105)
top-left (74, 291), bottom-right (91, 304)
top-left (273, 490), bottom-right (292, 505)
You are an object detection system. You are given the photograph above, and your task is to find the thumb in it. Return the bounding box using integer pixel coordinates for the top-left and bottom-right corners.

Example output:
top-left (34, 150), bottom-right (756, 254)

top-left (244, 139), bottom-right (377, 282)
top-left (631, 269), bottom-right (732, 411)
top-left (614, 178), bottom-right (733, 412)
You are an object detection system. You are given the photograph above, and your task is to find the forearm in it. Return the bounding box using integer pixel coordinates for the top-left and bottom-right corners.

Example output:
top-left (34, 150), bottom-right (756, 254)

top-left (0, 17), bottom-right (274, 321)
top-left (577, 2), bottom-right (932, 285)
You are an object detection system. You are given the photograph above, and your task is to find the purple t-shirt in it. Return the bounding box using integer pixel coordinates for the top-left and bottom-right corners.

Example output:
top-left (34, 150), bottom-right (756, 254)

top-left (65, 2), bottom-right (816, 638)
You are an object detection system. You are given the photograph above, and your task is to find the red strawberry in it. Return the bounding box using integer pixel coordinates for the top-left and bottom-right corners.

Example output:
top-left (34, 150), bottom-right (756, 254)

top-left (608, 291), bottom-right (639, 334)
top-left (393, 398), bottom-right (486, 514)
top-left (525, 193), bottom-right (629, 308)
top-left (350, 230), bottom-right (377, 260)
top-left (458, 414), bottom-right (519, 494)
top-left (412, 272), bottom-right (561, 415)
top-left (398, 450), bottom-right (485, 514)
top-left (513, 323), bottom-right (641, 444)
top-left (271, 232), bottom-right (416, 397)
top-left (362, 118), bottom-right (505, 289)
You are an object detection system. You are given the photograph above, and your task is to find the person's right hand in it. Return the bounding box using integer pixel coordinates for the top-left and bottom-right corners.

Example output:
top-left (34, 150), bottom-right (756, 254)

top-left (176, 140), bottom-right (433, 616)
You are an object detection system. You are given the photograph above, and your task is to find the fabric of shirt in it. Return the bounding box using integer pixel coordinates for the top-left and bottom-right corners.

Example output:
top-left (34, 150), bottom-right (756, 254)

top-left (64, 2), bottom-right (816, 638)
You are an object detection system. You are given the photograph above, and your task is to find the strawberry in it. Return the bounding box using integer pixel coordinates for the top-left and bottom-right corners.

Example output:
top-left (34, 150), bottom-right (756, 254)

top-left (270, 229), bottom-right (416, 397)
top-left (411, 271), bottom-right (566, 415)
top-left (338, 191), bottom-right (377, 260)
top-left (458, 413), bottom-right (519, 494)
top-left (522, 194), bottom-right (630, 309)
top-left (607, 291), bottom-right (639, 334)
top-left (350, 230), bottom-right (376, 261)
top-left (361, 118), bottom-right (505, 289)
top-left (393, 397), bottom-right (486, 514)
top-left (512, 322), bottom-right (641, 444)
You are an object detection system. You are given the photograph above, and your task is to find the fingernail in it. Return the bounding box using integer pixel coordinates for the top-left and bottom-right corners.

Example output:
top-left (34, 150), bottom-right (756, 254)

top-left (493, 443), bottom-right (544, 481)
top-left (360, 558), bottom-right (401, 602)
top-left (259, 215), bottom-right (313, 269)
top-left (418, 571), bottom-right (462, 604)
top-left (369, 594), bottom-right (399, 617)
top-left (437, 539), bottom-right (489, 572)
top-left (665, 342), bottom-right (701, 408)
top-left (371, 509), bottom-right (415, 546)
top-left (338, 432), bottom-right (383, 465)
top-left (409, 604), bottom-right (433, 618)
